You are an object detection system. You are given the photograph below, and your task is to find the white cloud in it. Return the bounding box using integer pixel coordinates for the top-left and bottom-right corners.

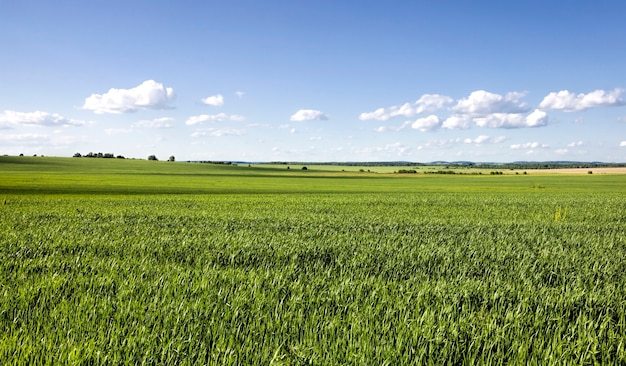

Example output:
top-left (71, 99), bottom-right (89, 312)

top-left (510, 142), bottom-right (549, 150)
top-left (202, 94), bottom-right (224, 106)
top-left (359, 107), bottom-right (389, 121)
top-left (374, 121), bottom-right (411, 132)
top-left (83, 80), bottom-right (175, 114)
top-left (539, 88), bottom-right (624, 112)
top-left (474, 114), bottom-right (524, 128)
top-left (185, 113), bottom-right (245, 125)
top-left (442, 114), bottom-right (472, 129)
top-left (289, 109), bottom-right (328, 122)
top-left (474, 109), bottom-right (548, 129)
top-left (0, 110), bottom-right (91, 127)
top-left (620, 141), bottom-right (626, 147)
top-left (133, 117), bottom-right (174, 128)
top-left (192, 128), bottom-right (246, 137)
top-left (359, 94), bottom-right (452, 121)
top-left (441, 91), bottom-right (546, 130)
top-left (235, 91), bottom-right (245, 98)
top-left (524, 109), bottom-right (549, 127)
top-left (104, 128), bottom-right (133, 135)
top-left (415, 94), bottom-right (454, 113)
top-left (411, 115), bottom-right (440, 131)
top-left (463, 135), bottom-right (505, 145)
top-left (555, 148), bottom-right (569, 155)
top-left (452, 90), bottom-right (529, 115)
top-left (362, 90), bottom-right (548, 130)
top-left (567, 141), bottom-right (584, 147)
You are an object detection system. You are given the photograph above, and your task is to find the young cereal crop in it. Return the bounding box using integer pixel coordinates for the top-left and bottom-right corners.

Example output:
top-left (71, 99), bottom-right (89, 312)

top-left (0, 157), bottom-right (625, 364)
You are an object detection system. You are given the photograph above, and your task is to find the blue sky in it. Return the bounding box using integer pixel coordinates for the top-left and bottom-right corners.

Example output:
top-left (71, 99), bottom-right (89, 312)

top-left (1, 0), bottom-right (626, 162)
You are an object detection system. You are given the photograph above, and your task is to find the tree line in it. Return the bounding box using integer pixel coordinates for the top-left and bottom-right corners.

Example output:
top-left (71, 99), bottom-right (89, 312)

top-left (73, 153), bottom-right (175, 161)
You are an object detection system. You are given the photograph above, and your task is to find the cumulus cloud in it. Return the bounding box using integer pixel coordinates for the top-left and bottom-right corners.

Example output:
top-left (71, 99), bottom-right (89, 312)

top-left (0, 110), bottom-right (91, 128)
top-left (567, 141), bottom-right (584, 147)
top-left (415, 94), bottom-right (454, 113)
top-left (362, 90), bottom-right (545, 130)
top-left (359, 107), bottom-right (392, 121)
top-left (524, 109), bottom-right (549, 127)
top-left (463, 135), bottom-right (506, 145)
top-left (289, 109), bottom-right (328, 122)
top-left (191, 128), bottom-right (246, 137)
top-left (442, 114), bottom-right (472, 130)
top-left (133, 117), bottom-right (174, 128)
top-left (510, 142), bottom-right (550, 150)
top-left (411, 115), bottom-right (440, 131)
top-left (539, 88), bottom-right (625, 112)
top-left (185, 113), bottom-right (245, 125)
top-left (452, 90), bottom-right (529, 115)
top-left (202, 94), bottom-right (224, 106)
top-left (375, 121), bottom-right (411, 132)
top-left (235, 91), bottom-right (245, 98)
top-left (105, 128), bottom-right (133, 135)
top-left (83, 80), bottom-right (175, 114)
top-left (620, 141), bottom-right (626, 147)
top-left (440, 91), bottom-right (545, 129)
top-left (359, 94), bottom-right (452, 121)
top-left (474, 109), bottom-right (548, 129)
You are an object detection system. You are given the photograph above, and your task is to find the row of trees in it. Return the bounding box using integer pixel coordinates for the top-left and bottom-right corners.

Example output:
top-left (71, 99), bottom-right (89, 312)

top-left (149, 155), bottom-right (176, 162)
top-left (73, 153), bottom-right (175, 161)
top-left (73, 152), bottom-right (124, 159)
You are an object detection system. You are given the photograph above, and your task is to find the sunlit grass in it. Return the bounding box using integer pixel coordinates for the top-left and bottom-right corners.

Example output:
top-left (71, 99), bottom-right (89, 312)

top-left (1, 157), bottom-right (625, 364)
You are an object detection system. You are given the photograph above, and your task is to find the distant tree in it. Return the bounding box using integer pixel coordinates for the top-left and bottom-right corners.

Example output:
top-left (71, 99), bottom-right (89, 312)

top-left (301, 166), bottom-right (308, 170)
top-left (103, 153), bottom-right (114, 158)
top-left (97, 152), bottom-right (103, 158)
top-left (116, 155), bottom-right (125, 159)
top-left (148, 155), bottom-right (158, 161)
top-left (168, 155), bottom-right (175, 162)
top-left (73, 152), bottom-right (82, 158)
top-left (19, 153), bottom-right (24, 156)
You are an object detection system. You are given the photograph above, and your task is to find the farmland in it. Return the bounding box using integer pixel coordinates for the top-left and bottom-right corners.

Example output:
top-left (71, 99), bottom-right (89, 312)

top-left (1, 156), bottom-right (626, 364)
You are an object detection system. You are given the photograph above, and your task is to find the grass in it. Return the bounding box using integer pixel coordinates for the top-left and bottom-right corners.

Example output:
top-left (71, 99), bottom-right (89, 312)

top-left (1, 156), bottom-right (626, 364)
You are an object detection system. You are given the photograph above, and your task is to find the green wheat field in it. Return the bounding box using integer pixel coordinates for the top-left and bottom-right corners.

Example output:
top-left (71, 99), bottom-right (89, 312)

top-left (1, 156), bottom-right (625, 364)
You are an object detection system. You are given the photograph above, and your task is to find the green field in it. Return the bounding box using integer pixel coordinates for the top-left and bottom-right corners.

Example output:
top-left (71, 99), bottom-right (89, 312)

top-left (1, 156), bottom-right (626, 364)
